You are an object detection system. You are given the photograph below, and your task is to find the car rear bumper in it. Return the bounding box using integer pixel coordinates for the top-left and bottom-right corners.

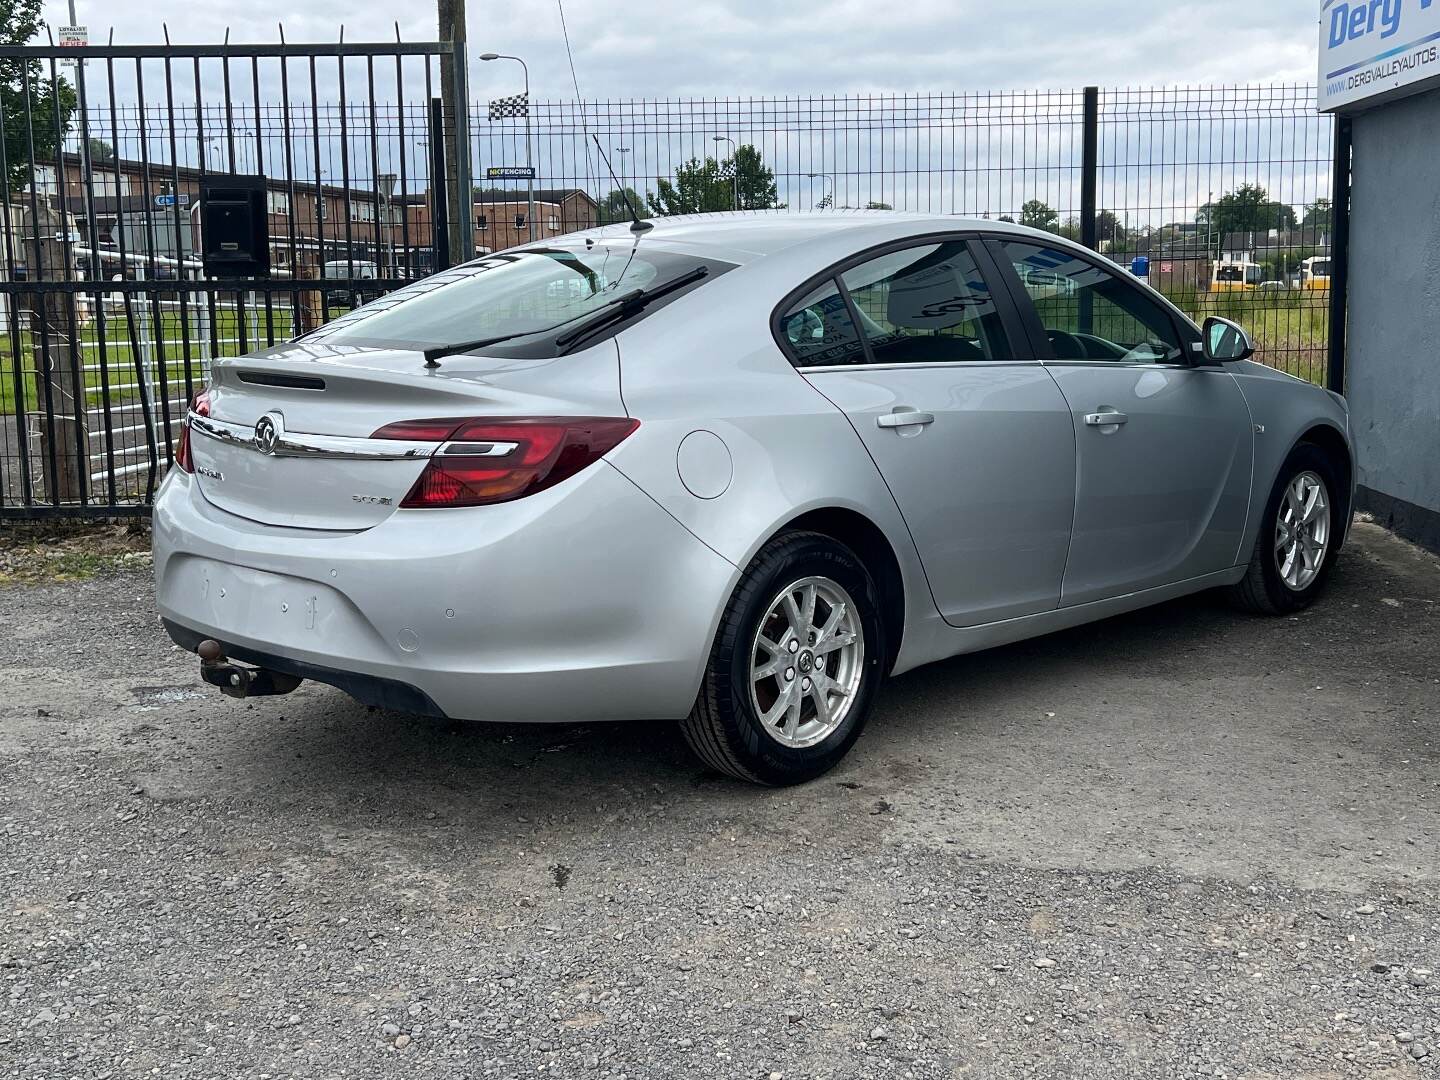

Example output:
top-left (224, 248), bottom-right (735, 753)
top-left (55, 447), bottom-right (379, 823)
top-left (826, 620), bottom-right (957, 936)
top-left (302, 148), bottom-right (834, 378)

top-left (152, 463), bottom-right (739, 723)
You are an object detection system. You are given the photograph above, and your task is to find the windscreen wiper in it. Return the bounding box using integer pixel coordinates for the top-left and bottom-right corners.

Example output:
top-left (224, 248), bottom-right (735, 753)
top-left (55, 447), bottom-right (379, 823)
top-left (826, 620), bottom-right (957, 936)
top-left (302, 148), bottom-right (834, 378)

top-left (553, 265), bottom-right (710, 353)
top-left (422, 333), bottom-right (528, 368)
top-left (420, 266), bottom-right (709, 367)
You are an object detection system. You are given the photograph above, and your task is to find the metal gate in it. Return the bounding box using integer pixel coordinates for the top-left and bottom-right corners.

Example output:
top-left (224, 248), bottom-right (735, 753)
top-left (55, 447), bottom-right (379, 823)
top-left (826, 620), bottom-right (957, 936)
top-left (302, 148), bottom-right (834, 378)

top-left (0, 38), bottom-right (464, 519)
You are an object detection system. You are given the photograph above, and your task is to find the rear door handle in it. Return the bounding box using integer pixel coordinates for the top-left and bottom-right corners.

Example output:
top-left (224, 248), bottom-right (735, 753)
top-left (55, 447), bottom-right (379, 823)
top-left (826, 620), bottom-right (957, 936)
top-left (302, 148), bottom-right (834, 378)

top-left (876, 410), bottom-right (935, 429)
top-left (1083, 410), bottom-right (1129, 426)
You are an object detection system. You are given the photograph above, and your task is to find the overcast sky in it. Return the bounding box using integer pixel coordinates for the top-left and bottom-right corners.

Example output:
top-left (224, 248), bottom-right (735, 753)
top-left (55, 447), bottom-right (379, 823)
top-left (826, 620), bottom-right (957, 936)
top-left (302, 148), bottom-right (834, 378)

top-left (48, 0), bottom-right (1323, 98)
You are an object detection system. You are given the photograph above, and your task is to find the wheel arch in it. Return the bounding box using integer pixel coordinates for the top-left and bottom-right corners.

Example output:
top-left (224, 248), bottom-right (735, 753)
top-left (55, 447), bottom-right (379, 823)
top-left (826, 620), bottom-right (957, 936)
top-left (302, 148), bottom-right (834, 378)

top-left (771, 506), bottom-right (907, 674)
top-left (1294, 421), bottom-right (1354, 544)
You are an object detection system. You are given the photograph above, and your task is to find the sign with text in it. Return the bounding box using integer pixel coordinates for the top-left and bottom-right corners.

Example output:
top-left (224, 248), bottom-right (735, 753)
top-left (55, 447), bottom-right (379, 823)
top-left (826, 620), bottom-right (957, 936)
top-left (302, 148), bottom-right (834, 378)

top-left (486, 166), bottom-right (535, 179)
top-left (57, 24), bottom-right (86, 66)
top-left (1319, 0), bottom-right (1440, 111)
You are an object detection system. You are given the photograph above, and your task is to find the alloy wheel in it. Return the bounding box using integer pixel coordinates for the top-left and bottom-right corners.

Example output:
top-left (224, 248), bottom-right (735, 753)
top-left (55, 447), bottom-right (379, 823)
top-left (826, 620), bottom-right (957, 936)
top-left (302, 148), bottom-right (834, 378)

top-left (1275, 469), bottom-right (1331, 591)
top-left (748, 576), bottom-right (865, 749)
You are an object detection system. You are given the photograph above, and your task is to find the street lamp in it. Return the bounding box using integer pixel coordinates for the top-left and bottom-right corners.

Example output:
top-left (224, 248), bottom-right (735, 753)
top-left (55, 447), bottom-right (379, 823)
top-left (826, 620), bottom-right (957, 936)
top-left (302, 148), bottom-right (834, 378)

top-left (378, 172), bottom-right (396, 275)
top-left (712, 135), bottom-right (738, 211)
top-left (806, 172), bottom-right (835, 209)
top-left (480, 52), bottom-right (535, 242)
top-left (612, 147), bottom-right (631, 223)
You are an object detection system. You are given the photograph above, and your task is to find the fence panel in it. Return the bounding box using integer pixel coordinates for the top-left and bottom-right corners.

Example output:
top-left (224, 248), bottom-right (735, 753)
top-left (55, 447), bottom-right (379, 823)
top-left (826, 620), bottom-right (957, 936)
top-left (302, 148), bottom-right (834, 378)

top-left (0, 40), bottom-right (456, 518)
top-left (473, 85), bottom-right (1333, 379)
top-left (1, 70), bottom-right (1332, 518)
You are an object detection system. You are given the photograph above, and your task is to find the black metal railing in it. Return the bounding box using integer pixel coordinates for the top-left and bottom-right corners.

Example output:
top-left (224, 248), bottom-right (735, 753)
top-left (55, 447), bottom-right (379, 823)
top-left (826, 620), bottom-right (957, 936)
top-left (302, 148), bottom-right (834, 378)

top-left (0, 39), bottom-right (460, 518)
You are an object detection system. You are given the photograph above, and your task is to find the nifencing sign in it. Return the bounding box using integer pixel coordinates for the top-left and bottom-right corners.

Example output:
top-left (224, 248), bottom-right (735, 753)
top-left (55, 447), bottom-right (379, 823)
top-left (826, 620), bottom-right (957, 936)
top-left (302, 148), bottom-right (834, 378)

top-left (486, 166), bottom-right (535, 179)
top-left (1318, 0), bottom-right (1440, 112)
top-left (58, 24), bottom-right (86, 67)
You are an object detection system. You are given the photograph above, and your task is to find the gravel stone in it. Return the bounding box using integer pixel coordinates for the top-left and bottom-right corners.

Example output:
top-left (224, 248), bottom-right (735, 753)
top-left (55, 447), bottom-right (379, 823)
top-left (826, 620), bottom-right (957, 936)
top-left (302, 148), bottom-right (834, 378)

top-left (0, 521), bottom-right (1437, 1079)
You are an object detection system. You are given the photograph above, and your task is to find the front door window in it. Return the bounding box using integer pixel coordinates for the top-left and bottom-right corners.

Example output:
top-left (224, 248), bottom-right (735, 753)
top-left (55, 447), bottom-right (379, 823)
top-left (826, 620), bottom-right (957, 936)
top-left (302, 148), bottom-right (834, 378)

top-left (1000, 241), bottom-right (1186, 364)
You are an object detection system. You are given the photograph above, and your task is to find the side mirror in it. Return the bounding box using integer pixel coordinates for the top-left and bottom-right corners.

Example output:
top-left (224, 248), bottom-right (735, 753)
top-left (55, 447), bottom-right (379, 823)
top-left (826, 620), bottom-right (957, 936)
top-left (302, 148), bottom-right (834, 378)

top-left (1202, 316), bottom-right (1254, 363)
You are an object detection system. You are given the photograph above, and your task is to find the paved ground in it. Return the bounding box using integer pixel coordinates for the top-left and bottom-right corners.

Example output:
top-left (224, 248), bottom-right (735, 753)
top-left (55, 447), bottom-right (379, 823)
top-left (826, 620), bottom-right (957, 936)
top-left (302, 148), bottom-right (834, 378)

top-left (0, 520), bottom-right (1437, 1079)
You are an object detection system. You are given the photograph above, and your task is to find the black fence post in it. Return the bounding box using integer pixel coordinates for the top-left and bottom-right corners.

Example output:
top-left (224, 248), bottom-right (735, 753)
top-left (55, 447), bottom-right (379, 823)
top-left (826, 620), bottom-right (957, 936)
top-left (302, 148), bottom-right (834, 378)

top-left (1080, 87), bottom-right (1099, 250)
top-left (1078, 86), bottom-right (1099, 332)
top-left (1327, 115), bottom-right (1352, 395)
top-left (430, 96), bottom-right (451, 270)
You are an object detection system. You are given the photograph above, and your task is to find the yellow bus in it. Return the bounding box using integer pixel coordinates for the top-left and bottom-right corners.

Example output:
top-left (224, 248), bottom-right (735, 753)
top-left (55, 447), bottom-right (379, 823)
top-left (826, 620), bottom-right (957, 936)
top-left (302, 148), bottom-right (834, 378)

top-left (1211, 259), bottom-right (1262, 292)
top-left (1299, 255), bottom-right (1331, 291)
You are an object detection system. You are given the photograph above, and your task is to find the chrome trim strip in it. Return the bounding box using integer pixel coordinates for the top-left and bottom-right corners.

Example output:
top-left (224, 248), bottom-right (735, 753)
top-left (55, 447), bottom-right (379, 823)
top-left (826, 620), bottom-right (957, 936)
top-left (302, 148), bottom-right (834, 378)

top-left (188, 412), bottom-right (442, 460)
top-left (797, 359), bottom-right (1043, 373)
top-left (438, 440), bottom-right (521, 457)
top-left (1038, 360), bottom-right (1202, 371)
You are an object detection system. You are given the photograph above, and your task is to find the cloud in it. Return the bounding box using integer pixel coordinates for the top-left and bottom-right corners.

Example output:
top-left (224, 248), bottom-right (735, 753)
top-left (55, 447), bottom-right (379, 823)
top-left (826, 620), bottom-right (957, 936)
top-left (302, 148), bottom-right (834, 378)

top-left (50, 0), bottom-right (1322, 96)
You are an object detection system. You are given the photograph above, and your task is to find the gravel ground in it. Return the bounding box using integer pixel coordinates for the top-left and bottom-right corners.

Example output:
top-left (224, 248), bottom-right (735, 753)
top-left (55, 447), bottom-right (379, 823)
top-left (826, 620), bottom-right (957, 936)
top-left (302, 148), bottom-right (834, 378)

top-left (0, 519), bottom-right (1437, 1080)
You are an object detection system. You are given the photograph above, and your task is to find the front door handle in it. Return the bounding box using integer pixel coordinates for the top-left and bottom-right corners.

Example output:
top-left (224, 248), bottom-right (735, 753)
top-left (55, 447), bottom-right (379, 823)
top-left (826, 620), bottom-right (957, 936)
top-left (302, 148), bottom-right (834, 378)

top-left (1083, 410), bottom-right (1129, 427)
top-left (876, 410), bottom-right (935, 429)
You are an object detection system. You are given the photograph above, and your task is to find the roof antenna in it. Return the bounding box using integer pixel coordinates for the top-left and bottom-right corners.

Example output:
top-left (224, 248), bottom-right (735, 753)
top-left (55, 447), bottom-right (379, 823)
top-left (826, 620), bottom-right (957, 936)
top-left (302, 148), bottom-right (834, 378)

top-left (592, 135), bottom-right (651, 234)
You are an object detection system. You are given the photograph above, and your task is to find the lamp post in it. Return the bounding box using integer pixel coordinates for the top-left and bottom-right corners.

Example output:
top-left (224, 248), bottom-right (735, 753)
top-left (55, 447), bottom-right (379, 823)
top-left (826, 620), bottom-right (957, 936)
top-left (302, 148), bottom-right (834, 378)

top-left (806, 172), bottom-right (835, 209)
top-left (712, 135), bottom-right (738, 211)
top-left (378, 172), bottom-right (397, 275)
top-left (613, 146), bottom-right (630, 223)
top-left (480, 52), bottom-right (535, 242)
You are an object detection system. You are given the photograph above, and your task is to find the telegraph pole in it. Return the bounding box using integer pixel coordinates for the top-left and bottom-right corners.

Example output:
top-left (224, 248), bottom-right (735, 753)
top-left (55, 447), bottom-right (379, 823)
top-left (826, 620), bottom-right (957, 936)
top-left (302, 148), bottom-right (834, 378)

top-left (437, 0), bottom-right (471, 262)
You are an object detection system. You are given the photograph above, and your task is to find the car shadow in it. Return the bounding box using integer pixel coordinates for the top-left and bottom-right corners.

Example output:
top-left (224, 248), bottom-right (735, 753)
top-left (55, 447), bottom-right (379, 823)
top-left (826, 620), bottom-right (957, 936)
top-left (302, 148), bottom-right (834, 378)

top-left (207, 583), bottom-right (1254, 823)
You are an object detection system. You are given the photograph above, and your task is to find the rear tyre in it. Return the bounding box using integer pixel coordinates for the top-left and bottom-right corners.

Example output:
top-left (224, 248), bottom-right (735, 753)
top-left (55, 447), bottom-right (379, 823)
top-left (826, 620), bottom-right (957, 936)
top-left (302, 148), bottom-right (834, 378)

top-left (681, 531), bottom-right (886, 786)
top-left (1228, 442), bottom-right (1342, 615)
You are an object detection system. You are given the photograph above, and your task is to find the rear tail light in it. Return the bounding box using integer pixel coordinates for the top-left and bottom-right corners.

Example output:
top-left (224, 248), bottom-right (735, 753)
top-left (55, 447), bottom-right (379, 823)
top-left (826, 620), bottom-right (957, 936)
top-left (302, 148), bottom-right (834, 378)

top-left (174, 389), bottom-right (211, 473)
top-left (370, 416), bottom-right (640, 508)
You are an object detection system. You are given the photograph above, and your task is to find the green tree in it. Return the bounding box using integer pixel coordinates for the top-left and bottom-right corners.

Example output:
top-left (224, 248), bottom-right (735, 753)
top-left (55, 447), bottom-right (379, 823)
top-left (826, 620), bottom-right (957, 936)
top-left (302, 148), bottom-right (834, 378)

top-left (598, 186), bottom-right (647, 225)
top-left (1301, 197), bottom-right (1332, 231)
top-left (865, 200), bottom-right (893, 210)
top-left (647, 143), bottom-right (778, 215)
top-left (87, 136), bottom-right (114, 162)
top-left (996, 214), bottom-right (1016, 223)
top-left (1095, 209), bottom-right (1127, 250)
top-left (1019, 199), bottom-right (1058, 231)
top-left (1197, 183), bottom-right (1298, 237)
top-left (0, 0), bottom-right (76, 194)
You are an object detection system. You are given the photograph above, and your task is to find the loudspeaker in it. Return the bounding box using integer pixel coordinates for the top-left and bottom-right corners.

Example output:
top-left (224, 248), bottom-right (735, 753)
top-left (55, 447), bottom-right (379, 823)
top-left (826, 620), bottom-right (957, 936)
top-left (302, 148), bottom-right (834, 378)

top-left (199, 174), bottom-right (270, 278)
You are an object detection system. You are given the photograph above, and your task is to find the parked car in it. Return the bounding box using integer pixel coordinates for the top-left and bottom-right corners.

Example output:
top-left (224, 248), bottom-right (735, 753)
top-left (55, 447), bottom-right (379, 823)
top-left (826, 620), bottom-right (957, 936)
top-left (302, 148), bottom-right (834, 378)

top-left (321, 258), bottom-right (379, 306)
top-left (154, 213), bottom-right (1354, 785)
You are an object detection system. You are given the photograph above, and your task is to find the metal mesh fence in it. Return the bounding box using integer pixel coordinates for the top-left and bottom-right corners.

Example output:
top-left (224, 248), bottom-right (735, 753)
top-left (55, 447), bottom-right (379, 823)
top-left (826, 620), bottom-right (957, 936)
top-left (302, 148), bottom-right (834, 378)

top-left (475, 84), bottom-right (1333, 380)
top-left (2, 75), bottom-right (1333, 516)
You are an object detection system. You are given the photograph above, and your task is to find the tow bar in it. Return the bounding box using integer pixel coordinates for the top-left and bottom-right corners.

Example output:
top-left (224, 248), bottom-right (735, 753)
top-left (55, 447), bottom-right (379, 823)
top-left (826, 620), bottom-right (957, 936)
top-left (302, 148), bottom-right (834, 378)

top-left (197, 639), bottom-right (303, 699)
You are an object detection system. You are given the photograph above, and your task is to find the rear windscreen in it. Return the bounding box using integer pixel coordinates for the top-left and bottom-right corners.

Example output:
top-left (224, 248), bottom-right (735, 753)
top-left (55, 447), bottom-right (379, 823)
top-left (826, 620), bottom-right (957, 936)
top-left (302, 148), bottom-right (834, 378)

top-left (303, 244), bottom-right (731, 353)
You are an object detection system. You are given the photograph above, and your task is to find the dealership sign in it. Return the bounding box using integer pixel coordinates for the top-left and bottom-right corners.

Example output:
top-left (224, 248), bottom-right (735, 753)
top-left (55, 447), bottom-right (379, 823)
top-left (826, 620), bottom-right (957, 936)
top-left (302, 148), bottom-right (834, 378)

top-left (1319, 0), bottom-right (1440, 111)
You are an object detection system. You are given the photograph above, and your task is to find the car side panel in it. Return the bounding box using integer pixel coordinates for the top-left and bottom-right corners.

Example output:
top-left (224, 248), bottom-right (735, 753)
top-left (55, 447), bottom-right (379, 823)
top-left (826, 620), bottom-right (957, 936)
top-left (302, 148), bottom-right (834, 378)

top-left (1225, 361), bottom-right (1354, 558)
top-left (603, 260), bottom-right (947, 677)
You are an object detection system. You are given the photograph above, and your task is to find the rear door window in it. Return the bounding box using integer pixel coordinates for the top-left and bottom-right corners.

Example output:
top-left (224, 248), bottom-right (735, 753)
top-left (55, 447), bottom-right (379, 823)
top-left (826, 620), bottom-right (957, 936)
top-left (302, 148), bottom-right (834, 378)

top-left (839, 241), bottom-right (1010, 363)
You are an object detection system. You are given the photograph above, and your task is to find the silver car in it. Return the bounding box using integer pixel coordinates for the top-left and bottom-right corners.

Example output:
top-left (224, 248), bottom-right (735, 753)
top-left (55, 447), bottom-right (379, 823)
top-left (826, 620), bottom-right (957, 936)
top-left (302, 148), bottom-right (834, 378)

top-left (153, 213), bottom-right (1353, 785)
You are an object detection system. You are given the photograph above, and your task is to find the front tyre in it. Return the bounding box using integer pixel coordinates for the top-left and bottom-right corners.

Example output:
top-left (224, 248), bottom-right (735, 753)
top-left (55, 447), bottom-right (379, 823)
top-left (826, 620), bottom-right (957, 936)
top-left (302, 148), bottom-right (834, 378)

top-left (1229, 442), bottom-right (1342, 614)
top-left (681, 531), bottom-right (886, 785)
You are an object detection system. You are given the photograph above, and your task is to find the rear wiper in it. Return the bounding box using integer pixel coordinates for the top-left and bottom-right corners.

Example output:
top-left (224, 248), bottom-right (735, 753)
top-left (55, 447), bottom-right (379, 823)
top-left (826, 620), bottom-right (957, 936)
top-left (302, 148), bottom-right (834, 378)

top-left (420, 265), bottom-right (709, 367)
top-left (422, 333), bottom-right (525, 368)
top-left (552, 266), bottom-right (710, 353)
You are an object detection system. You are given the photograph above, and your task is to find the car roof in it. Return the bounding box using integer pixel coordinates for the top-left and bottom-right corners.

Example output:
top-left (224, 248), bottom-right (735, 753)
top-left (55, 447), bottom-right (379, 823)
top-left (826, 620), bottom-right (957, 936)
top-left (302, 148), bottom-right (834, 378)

top-left (560, 210), bottom-right (1048, 264)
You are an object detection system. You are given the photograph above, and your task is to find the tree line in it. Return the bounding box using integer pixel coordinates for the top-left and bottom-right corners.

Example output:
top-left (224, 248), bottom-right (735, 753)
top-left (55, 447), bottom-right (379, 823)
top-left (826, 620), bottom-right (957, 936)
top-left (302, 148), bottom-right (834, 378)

top-left (1007, 185), bottom-right (1332, 250)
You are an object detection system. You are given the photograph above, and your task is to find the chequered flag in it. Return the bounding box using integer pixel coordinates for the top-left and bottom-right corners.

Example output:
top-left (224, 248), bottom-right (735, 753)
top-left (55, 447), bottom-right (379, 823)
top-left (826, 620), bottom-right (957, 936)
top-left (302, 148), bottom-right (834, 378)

top-left (488, 92), bottom-right (529, 120)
